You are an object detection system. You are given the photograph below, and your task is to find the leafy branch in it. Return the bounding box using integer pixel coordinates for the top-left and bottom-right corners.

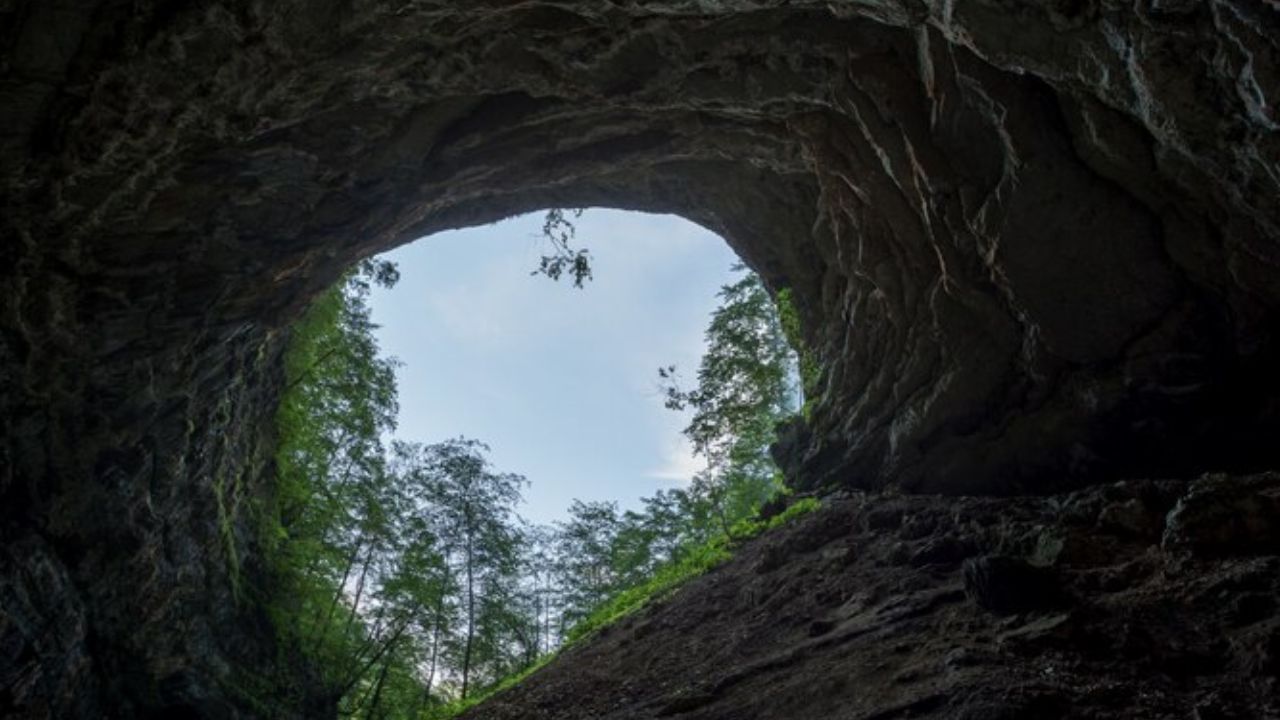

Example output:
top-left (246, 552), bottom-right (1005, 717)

top-left (532, 208), bottom-right (592, 288)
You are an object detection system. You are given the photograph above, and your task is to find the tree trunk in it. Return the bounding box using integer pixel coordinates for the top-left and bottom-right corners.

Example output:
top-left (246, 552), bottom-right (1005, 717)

top-left (341, 542), bottom-right (376, 644)
top-left (461, 513), bottom-right (476, 700)
top-left (411, 600), bottom-right (444, 718)
top-left (312, 534), bottom-right (364, 652)
top-left (364, 647), bottom-right (395, 720)
top-left (334, 617), bottom-right (410, 701)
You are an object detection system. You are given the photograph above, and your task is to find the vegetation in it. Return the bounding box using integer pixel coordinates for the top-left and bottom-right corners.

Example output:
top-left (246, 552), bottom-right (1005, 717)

top-left (659, 266), bottom-right (801, 536)
top-left (563, 497), bottom-right (820, 646)
top-left (259, 255), bottom-right (816, 718)
top-left (774, 287), bottom-right (821, 419)
top-left (531, 208), bottom-right (592, 288)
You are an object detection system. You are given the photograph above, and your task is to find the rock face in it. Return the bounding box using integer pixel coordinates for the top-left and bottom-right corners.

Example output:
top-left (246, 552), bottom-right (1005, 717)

top-left (464, 474), bottom-right (1280, 720)
top-left (2, 1), bottom-right (1278, 717)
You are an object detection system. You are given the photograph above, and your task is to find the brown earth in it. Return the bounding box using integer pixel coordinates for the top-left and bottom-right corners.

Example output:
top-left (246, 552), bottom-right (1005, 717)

top-left (465, 473), bottom-right (1280, 720)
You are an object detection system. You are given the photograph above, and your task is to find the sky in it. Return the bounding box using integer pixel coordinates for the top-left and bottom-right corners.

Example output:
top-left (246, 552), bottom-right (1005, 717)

top-left (368, 209), bottom-right (743, 527)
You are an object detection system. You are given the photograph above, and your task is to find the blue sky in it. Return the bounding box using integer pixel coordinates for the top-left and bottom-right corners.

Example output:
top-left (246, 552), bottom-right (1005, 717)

top-left (368, 209), bottom-right (742, 526)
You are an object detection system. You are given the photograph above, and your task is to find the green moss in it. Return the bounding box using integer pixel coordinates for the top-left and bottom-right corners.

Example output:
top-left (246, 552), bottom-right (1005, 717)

top-left (211, 390), bottom-right (248, 603)
top-left (212, 470), bottom-right (244, 603)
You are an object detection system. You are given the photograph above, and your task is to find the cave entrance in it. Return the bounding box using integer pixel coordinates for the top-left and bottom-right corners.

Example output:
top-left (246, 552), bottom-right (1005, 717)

top-left (6, 3), bottom-right (1279, 717)
top-left (274, 207), bottom-right (805, 711)
top-left (366, 208), bottom-right (748, 525)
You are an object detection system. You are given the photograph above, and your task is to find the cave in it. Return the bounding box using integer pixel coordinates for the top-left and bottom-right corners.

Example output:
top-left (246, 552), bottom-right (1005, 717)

top-left (2, 2), bottom-right (1279, 718)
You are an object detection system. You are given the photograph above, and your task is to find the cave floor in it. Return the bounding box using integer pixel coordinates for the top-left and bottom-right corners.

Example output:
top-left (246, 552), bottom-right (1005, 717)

top-left (463, 474), bottom-right (1280, 720)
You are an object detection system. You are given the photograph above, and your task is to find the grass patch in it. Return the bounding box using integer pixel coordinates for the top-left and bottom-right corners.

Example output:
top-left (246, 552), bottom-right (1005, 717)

top-left (565, 531), bottom-right (729, 645)
top-left (431, 497), bottom-right (822, 719)
top-left (424, 654), bottom-right (555, 720)
top-left (564, 497), bottom-right (819, 645)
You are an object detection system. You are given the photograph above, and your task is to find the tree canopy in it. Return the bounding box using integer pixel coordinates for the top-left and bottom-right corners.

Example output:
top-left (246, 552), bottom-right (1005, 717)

top-left (253, 257), bottom-right (810, 719)
top-left (659, 266), bottom-right (801, 534)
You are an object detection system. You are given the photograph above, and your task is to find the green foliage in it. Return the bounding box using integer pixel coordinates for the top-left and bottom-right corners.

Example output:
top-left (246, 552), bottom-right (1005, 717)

top-left (532, 209), bottom-right (592, 288)
top-left (265, 259), bottom-right (550, 718)
top-left (422, 653), bottom-right (554, 720)
top-left (563, 532), bottom-right (732, 645)
top-left (658, 266), bottom-right (801, 534)
top-left (394, 438), bottom-right (528, 699)
top-left (414, 265), bottom-right (824, 719)
top-left (267, 262), bottom-right (446, 718)
top-left (259, 254), bottom-right (822, 720)
top-left (424, 498), bottom-right (821, 720)
top-left (564, 496), bottom-right (820, 646)
top-left (774, 287), bottom-right (820, 419)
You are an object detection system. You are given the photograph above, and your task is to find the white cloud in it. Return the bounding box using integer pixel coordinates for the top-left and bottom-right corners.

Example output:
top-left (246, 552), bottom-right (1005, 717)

top-left (646, 436), bottom-right (705, 484)
top-left (425, 287), bottom-right (509, 347)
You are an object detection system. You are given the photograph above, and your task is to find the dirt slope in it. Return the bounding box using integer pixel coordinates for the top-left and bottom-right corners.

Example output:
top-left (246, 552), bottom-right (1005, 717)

top-left (464, 474), bottom-right (1280, 720)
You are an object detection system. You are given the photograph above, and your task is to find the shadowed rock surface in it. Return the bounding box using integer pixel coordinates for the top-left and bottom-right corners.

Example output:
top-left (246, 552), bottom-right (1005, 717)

top-left (464, 474), bottom-right (1280, 720)
top-left (2, 1), bottom-right (1278, 717)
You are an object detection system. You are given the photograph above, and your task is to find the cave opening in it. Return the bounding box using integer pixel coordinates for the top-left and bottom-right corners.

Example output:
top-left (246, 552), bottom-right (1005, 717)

top-left (270, 207), bottom-right (808, 712)
top-left (363, 208), bottom-right (748, 526)
top-left (4, 2), bottom-right (1279, 718)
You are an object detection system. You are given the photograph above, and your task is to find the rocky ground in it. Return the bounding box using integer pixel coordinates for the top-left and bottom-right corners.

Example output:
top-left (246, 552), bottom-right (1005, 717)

top-left (464, 473), bottom-right (1280, 720)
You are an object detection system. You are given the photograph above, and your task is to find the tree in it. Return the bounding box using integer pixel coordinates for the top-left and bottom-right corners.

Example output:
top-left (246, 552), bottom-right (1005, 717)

top-left (659, 266), bottom-right (800, 535)
top-left (273, 261), bottom-right (405, 697)
top-left (521, 526), bottom-right (562, 655)
top-left (265, 255), bottom-right (808, 719)
top-left (271, 258), bottom-right (561, 717)
top-left (405, 438), bottom-right (527, 699)
top-left (553, 500), bottom-right (622, 625)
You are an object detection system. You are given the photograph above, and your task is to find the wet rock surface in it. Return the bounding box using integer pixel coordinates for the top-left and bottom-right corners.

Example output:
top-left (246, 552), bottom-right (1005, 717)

top-left (2, 1), bottom-right (1279, 716)
top-left (466, 473), bottom-right (1280, 720)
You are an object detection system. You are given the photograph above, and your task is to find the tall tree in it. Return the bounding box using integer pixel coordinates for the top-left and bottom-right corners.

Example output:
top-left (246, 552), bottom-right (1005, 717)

top-left (553, 500), bottom-right (622, 625)
top-left (405, 438), bottom-right (527, 699)
top-left (266, 256), bottom-right (809, 719)
top-left (522, 526), bottom-right (562, 655)
top-left (659, 266), bottom-right (800, 534)
top-left (273, 261), bottom-right (404, 694)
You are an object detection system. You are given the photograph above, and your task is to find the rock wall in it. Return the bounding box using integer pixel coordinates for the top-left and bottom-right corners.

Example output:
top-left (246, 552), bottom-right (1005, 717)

top-left (462, 473), bottom-right (1280, 719)
top-left (2, 1), bottom-right (1278, 717)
